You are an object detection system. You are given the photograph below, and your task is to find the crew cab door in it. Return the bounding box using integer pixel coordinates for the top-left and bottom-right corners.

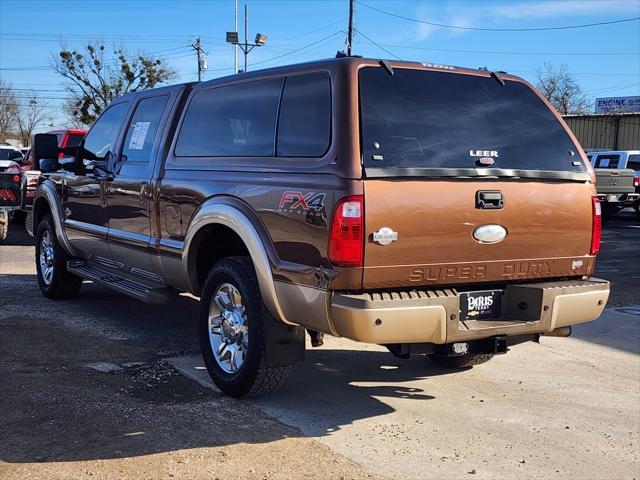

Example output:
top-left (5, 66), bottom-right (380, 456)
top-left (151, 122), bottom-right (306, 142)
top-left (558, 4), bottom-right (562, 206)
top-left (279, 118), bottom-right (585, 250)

top-left (106, 93), bottom-right (171, 277)
top-left (64, 102), bottom-right (129, 260)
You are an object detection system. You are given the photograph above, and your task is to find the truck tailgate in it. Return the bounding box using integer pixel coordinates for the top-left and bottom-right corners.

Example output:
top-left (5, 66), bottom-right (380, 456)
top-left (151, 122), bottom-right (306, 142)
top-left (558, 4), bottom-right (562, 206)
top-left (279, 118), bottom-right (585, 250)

top-left (363, 179), bottom-right (595, 289)
top-left (594, 168), bottom-right (637, 194)
top-left (0, 171), bottom-right (23, 208)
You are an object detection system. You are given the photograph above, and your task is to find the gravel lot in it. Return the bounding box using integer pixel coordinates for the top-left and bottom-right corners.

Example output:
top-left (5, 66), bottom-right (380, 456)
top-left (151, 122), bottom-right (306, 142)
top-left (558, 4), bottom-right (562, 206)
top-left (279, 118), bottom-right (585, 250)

top-left (1, 210), bottom-right (639, 479)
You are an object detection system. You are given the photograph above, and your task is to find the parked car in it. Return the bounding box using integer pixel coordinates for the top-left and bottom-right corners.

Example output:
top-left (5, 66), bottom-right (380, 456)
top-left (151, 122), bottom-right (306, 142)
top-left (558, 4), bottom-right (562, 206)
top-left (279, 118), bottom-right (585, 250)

top-left (0, 166), bottom-right (24, 241)
top-left (0, 145), bottom-right (24, 162)
top-left (587, 150), bottom-right (640, 217)
top-left (27, 58), bottom-right (609, 397)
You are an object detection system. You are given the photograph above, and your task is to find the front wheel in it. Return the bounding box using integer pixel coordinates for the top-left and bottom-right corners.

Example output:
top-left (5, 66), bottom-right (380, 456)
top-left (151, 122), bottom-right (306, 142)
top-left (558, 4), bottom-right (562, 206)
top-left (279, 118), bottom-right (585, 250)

top-left (428, 353), bottom-right (494, 369)
top-left (35, 214), bottom-right (82, 299)
top-left (199, 256), bottom-right (289, 397)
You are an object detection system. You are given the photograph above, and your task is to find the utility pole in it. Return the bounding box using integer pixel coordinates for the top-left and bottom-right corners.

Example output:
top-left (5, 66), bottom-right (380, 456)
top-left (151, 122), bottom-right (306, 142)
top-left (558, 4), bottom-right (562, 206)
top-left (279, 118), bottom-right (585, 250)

top-left (347, 0), bottom-right (354, 56)
top-left (192, 37), bottom-right (206, 81)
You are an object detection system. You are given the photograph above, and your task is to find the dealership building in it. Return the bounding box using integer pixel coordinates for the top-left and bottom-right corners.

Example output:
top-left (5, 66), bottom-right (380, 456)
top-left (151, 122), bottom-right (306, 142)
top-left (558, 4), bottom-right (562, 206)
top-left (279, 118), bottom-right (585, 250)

top-left (563, 96), bottom-right (640, 151)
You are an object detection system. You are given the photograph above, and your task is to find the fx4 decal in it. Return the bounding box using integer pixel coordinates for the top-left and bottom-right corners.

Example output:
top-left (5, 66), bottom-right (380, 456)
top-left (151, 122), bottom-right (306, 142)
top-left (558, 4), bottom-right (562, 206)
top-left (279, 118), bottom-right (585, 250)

top-left (278, 191), bottom-right (326, 212)
top-left (278, 191), bottom-right (327, 226)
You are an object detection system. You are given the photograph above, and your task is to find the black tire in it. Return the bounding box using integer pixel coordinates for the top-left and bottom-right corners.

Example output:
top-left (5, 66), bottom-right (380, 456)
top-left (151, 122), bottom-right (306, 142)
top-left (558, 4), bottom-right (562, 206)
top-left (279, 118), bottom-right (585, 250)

top-left (35, 214), bottom-right (82, 299)
top-left (634, 201), bottom-right (640, 219)
top-left (428, 353), bottom-right (494, 369)
top-left (199, 256), bottom-right (289, 398)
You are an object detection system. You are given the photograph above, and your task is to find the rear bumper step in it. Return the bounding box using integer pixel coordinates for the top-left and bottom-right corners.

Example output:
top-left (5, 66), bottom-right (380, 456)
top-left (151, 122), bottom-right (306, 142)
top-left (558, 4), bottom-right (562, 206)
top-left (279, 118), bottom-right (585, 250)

top-left (330, 278), bottom-right (609, 344)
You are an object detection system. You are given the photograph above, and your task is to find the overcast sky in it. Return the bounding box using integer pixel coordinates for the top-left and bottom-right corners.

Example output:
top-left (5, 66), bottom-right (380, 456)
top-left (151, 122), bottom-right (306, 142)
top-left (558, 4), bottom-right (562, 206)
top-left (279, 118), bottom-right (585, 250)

top-left (0, 0), bottom-right (638, 128)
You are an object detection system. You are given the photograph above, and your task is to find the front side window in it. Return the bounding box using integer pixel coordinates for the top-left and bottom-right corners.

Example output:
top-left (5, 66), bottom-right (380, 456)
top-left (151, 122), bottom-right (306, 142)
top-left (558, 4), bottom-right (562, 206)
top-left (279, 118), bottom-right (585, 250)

top-left (175, 79), bottom-right (282, 157)
top-left (594, 154), bottom-right (620, 168)
top-left (122, 95), bottom-right (169, 163)
top-left (359, 67), bottom-right (586, 176)
top-left (83, 103), bottom-right (128, 162)
top-left (277, 72), bottom-right (331, 157)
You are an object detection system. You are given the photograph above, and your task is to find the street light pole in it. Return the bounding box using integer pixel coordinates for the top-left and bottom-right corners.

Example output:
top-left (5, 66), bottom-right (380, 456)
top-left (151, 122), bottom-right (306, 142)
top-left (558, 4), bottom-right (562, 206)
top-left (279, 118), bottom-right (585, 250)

top-left (244, 4), bottom-right (248, 72)
top-left (234, 0), bottom-right (238, 73)
top-left (226, 3), bottom-right (267, 73)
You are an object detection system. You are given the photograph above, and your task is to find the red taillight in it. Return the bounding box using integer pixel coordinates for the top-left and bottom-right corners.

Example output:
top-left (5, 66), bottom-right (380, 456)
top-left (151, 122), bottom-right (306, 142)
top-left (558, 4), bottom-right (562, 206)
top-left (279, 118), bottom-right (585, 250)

top-left (13, 175), bottom-right (20, 183)
top-left (590, 196), bottom-right (602, 255)
top-left (0, 188), bottom-right (16, 202)
top-left (328, 195), bottom-right (364, 267)
top-left (633, 176), bottom-right (639, 188)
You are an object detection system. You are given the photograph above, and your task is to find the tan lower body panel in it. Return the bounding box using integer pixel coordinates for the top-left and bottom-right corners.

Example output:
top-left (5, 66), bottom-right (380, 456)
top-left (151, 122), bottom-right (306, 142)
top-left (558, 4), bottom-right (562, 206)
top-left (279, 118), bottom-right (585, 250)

top-left (275, 278), bottom-right (609, 345)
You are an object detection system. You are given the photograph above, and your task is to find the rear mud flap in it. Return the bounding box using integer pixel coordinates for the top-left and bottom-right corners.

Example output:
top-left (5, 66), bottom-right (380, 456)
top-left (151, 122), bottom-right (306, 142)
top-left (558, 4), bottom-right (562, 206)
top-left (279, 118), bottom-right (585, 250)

top-left (263, 314), bottom-right (305, 367)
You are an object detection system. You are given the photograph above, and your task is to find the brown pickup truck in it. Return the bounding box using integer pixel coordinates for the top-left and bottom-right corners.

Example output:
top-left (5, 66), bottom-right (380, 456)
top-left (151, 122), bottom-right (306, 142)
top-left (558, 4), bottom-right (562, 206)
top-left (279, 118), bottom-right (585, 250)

top-left (27, 57), bottom-right (609, 397)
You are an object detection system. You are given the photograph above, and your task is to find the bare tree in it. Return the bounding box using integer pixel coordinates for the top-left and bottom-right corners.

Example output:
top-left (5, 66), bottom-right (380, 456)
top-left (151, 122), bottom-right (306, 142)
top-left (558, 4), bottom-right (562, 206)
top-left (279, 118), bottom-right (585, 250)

top-left (0, 79), bottom-right (19, 142)
top-left (52, 43), bottom-right (177, 126)
top-left (15, 95), bottom-right (50, 146)
top-left (535, 63), bottom-right (590, 115)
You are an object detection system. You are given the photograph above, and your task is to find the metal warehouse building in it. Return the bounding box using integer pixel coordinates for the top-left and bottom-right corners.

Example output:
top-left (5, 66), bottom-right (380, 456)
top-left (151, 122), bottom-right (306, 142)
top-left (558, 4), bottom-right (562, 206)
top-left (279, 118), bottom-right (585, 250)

top-left (563, 113), bottom-right (640, 151)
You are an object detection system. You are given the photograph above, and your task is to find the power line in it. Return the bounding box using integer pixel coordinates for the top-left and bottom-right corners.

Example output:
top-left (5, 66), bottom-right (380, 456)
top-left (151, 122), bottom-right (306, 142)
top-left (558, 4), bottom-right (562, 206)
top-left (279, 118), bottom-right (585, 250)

top-left (356, 0), bottom-right (640, 32)
top-left (373, 43), bottom-right (640, 57)
top-left (355, 29), bottom-right (401, 60)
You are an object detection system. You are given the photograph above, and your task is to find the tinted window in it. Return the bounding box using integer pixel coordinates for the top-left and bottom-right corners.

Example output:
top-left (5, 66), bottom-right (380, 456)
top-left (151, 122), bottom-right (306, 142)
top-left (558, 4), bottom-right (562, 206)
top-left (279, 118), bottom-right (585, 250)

top-left (83, 103), bottom-right (128, 162)
top-left (122, 95), bottom-right (168, 163)
top-left (0, 149), bottom-right (22, 160)
top-left (359, 67), bottom-right (585, 175)
top-left (176, 79), bottom-right (282, 157)
top-left (66, 134), bottom-right (84, 148)
top-left (594, 154), bottom-right (620, 168)
top-left (626, 154), bottom-right (640, 172)
top-left (277, 73), bottom-right (331, 157)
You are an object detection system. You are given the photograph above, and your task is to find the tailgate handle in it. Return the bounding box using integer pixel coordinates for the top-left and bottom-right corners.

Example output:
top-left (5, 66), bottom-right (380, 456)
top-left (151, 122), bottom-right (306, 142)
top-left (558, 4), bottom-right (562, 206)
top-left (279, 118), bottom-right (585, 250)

top-left (476, 190), bottom-right (504, 209)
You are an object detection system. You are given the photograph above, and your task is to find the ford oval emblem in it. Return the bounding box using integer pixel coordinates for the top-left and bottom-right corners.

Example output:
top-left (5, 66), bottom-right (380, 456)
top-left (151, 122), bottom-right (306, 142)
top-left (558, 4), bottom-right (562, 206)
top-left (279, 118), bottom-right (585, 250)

top-left (473, 224), bottom-right (507, 244)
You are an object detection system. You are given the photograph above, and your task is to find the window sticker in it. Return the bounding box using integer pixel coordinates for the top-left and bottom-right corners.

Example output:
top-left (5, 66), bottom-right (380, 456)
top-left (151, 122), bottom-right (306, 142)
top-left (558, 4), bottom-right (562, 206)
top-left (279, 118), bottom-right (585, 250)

top-left (128, 121), bottom-right (151, 150)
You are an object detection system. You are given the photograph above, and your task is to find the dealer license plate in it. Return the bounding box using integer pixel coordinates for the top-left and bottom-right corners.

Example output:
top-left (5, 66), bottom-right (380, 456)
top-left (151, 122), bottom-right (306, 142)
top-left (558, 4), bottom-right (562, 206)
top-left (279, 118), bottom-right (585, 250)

top-left (460, 290), bottom-right (502, 320)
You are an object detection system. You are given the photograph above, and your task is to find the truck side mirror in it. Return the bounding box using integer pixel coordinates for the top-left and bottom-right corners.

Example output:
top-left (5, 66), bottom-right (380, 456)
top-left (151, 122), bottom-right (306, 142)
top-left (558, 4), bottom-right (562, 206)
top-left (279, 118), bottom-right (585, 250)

top-left (32, 133), bottom-right (60, 172)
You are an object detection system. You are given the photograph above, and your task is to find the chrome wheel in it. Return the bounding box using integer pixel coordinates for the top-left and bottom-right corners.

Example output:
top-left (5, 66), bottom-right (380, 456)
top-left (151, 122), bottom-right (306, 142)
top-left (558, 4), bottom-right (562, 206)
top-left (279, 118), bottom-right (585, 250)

top-left (39, 230), bottom-right (55, 286)
top-left (208, 283), bottom-right (248, 374)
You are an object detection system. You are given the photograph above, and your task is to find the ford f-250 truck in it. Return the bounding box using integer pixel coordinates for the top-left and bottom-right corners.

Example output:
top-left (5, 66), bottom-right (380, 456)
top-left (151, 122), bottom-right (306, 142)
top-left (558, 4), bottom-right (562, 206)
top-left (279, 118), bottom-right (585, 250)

top-left (27, 58), bottom-right (610, 397)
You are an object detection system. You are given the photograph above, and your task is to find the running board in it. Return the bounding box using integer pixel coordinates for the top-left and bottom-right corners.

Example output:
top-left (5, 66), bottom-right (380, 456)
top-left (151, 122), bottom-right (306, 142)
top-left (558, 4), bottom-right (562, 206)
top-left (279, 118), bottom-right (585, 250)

top-left (67, 261), bottom-right (173, 304)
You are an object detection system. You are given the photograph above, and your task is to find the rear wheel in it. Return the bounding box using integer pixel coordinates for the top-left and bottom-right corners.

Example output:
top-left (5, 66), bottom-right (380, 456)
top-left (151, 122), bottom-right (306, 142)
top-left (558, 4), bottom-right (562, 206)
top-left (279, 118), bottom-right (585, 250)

top-left (35, 214), bottom-right (82, 299)
top-left (428, 353), bottom-right (494, 369)
top-left (199, 256), bottom-right (289, 397)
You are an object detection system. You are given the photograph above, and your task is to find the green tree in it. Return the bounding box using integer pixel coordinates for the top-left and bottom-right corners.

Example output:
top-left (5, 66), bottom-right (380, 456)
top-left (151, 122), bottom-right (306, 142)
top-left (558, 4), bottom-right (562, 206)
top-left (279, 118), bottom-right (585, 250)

top-left (52, 43), bottom-right (176, 126)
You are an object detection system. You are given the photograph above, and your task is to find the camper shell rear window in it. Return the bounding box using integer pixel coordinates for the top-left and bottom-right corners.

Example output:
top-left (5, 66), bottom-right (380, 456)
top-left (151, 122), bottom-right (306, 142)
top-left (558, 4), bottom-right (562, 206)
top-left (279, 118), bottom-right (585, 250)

top-left (359, 67), bottom-right (588, 180)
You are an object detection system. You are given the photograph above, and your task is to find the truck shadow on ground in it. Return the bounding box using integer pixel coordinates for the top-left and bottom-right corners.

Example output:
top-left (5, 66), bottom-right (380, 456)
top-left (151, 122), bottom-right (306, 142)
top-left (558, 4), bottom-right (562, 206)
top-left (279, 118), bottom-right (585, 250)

top-left (1, 276), bottom-right (451, 464)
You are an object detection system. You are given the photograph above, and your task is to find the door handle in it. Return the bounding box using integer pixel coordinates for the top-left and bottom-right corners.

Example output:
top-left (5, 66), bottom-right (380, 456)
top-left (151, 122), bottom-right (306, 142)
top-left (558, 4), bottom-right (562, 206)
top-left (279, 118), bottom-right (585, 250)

top-left (476, 190), bottom-right (504, 209)
top-left (140, 182), bottom-right (151, 207)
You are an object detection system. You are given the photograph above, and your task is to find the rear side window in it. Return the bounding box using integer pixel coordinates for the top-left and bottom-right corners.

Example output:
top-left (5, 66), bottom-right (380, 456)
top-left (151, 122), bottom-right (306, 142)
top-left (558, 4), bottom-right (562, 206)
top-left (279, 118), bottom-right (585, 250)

top-left (277, 73), bottom-right (331, 157)
top-left (65, 134), bottom-right (84, 148)
top-left (176, 79), bottom-right (282, 157)
top-left (626, 154), bottom-right (640, 172)
top-left (359, 67), bottom-right (585, 176)
top-left (594, 154), bottom-right (620, 168)
top-left (122, 95), bottom-right (169, 163)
